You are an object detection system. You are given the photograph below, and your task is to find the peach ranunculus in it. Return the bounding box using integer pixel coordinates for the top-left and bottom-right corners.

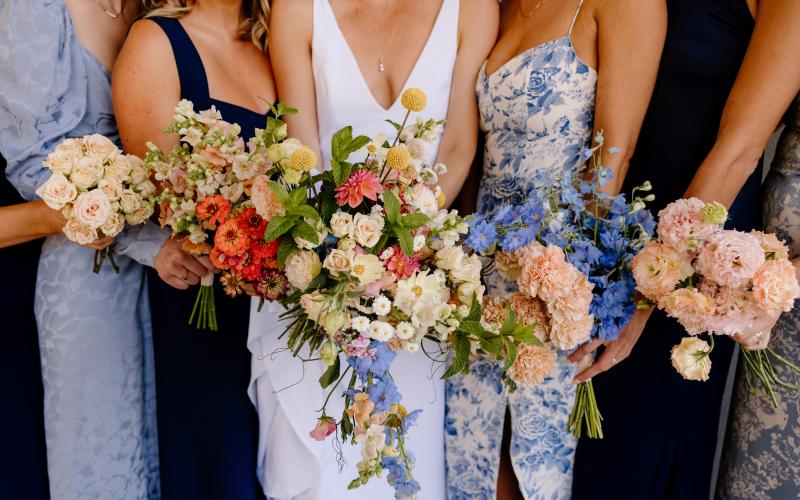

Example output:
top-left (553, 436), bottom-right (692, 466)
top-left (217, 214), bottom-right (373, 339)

top-left (695, 230), bottom-right (765, 289)
top-left (752, 259), bottom-right (800, 313)
top-left (517, 245), bottom-right (578, 303)
top-left (656, 197), bottom-right (719, 252)
top-left (631, 241), bottom-right (694, 300)
top-left (73, 189), bottom-right (112, 229)
top-left (36, 173), bottom-right (77, 209)
top-left (507, 344), bottom-right (557, 386)
top-left (658, 288), bottom-right (715, 335)
top-left (63, 218), bottom-right (97, 245)
top-left (671, 337), bottom-right (712, 381)
top-left (549, 314), bottom-right (593, 351)
top-left (250, 175), bottom-right (285, 221)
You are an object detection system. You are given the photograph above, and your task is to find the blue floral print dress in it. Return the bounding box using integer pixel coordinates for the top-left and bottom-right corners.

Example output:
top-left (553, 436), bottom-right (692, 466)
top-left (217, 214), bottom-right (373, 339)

top-left (444, 3), bottom-right (596, 498)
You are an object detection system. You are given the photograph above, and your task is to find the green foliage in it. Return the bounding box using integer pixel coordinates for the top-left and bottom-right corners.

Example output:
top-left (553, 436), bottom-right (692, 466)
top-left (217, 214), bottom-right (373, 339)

top-left (442, 332), bottom-right (471, 378)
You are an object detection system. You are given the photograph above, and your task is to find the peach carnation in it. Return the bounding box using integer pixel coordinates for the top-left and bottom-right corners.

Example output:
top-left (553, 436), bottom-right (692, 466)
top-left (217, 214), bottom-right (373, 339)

top-left (517, 245), bottom-right (578, 302)
top-left (507, 344), bottom-right (557, 386)
top-left (495, 241), bottom-right (544, 281)
top-left (550, 273), bottom-right (594, 323)
top-left (752, 259), bottom-right (800, 313)
top-left (481, 296), bottom-right (507, 332)
top-left (507, 293), bottom-right (550, 341)
top-left (695, 230), bottom-right (765, 289)
top-left (656, 198), bottom-right (718, 252)
top-left (631, 241), bottom-right (694, 300)
top-left (550, 314), bottom-right (593, 350)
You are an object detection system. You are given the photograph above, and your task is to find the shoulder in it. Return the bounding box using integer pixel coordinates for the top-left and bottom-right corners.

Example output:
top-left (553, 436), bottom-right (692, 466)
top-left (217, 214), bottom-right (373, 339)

top-left (594, 0), bottom-right (665, 20)
top-left (122, 18), bottom-right (174, 57)
top-left (269, 0), bottom-right (312, 45)
top-left (457, 0), bottom-right (499, 47)
top-left (114, 19), bottom-right (177, 80)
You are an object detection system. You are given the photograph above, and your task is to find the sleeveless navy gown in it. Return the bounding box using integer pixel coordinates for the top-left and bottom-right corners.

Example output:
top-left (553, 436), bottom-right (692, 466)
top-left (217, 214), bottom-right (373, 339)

top-left (572, 1), bottom-right (761, 499)
top-left (147, 18), bottom-right (265, 500)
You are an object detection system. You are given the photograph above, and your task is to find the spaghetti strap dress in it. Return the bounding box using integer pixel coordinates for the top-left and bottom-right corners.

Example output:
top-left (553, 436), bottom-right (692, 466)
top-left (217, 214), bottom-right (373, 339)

top-left (572, 1), bottom-right (761, 499)
top-left (146, 17), bottom-right (266, 500)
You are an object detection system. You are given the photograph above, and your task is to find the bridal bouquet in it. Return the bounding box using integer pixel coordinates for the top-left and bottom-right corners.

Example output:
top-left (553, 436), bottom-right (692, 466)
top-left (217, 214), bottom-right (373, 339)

top-left (36, 134), bottom-right (156, 272)
top-left (632, 198), bottom-right (800, 404)
top-left (144, 99), bottom-right (297, 330)
top-left (258, 89), bottom-right (541, 496)
top-left (465, 133), bottom-right (656, 438)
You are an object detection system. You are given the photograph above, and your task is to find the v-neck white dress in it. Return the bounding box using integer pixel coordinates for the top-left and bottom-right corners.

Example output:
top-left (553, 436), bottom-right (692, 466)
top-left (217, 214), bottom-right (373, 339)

top-left (246, 1), bottom-right (458, 498)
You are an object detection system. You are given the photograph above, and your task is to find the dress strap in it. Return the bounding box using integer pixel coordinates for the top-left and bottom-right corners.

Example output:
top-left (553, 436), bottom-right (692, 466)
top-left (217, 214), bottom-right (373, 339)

top-left (148, 17), bottom-right (212, 108)
top-left (568, 0), bottom-right (585, 36)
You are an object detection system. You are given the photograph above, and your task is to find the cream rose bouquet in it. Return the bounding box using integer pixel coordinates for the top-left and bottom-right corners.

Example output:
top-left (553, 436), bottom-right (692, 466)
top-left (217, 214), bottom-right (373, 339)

top-left (632, 198), bottom-right (800, 404)
top-left (256, 88), bottom-right (540, 497)
top-left (35, 134), bottom-right (156, 272)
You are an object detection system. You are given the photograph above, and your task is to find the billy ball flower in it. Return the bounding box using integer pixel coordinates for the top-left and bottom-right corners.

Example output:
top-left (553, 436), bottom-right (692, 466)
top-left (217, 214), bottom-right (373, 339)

top-left (290, 146), bottom-right (318, 172)
top-left (386, 145), bottom-right (411, 171)
top-left (400, 87), bottom-right (427, 112)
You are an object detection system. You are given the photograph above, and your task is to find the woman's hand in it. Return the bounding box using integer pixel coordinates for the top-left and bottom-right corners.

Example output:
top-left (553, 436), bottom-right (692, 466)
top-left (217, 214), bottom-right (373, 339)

top-left (81, 235), bottom-right (116, 251)
top-left (732, 312), bottom-right (780, 351)
top-left (153, 238), bottom-right (212, 290)
top-left (567, 308), bottom-right (652, 383)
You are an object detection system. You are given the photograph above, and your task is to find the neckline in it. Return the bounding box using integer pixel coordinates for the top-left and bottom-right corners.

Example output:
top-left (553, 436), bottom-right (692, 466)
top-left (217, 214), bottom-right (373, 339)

top-left (482, 35), bottom-right (597, 81)
top-left (322, 0), bottom-right (448, 112)
top-left (173, 19), bottom-right (270, 117)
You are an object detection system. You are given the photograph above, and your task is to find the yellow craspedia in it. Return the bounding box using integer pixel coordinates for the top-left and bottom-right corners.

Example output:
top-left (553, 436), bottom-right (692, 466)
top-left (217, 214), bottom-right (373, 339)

top-left (290, 146), bottom-right (317, 172)
top-left (386, 145), bottom-right (411, 170)
top-left (400, 88), bottom-right (427, 112)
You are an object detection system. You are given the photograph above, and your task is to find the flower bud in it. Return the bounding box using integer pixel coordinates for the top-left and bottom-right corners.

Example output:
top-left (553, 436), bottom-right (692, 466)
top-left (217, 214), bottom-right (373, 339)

top-left (320, 341), bottom-right (338, 366)
top-left (700, 201), bottom-right (728, 225)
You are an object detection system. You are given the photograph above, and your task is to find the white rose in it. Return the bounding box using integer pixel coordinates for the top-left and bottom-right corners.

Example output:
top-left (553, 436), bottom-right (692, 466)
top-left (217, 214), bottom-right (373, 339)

top-left (435, 246), bottom-right (464, 271)
top-left (97, 179), bottom-right (123, 201)
top-left (70, 155), bottom-right (103, 189)
top-left (352, 213), bottom-right (384, 248)
top-left (285, 250), bottom-right (322, 290)
top-left (125, 206), bottom-right (152, 226)
top-left (119, 189), bottom-right (143, 214)
top-left (84, 134), bottom-right (118, 159)
top-left (323, 249), bottom-right (353, 275)
top-left (100, 212), bottom-right (125, 237)
top-left (105, 155), bottom-right (133, 184)
top-left (36, 173), bottom-right (77, 209)
top-left (137, 179), bottom-right (157, 199)
top-left (330, 211), bottom-right (354, 238)
top-left (73, 189), bottom-right (112, 229)
top-left (670, 337), bottom-right (712, 382)
top-left (44, 149), bottom-right (78, 175)
top-left (62, 218), bottom-right (97, 245)
top-left (338, 237), bottom-right (358, 253)
top-left (129, 158), bottom-right (149, 184)
top-left (410, 184), bottom-right (438, 217)
top-left (450, 254), bottom-right (482, 284)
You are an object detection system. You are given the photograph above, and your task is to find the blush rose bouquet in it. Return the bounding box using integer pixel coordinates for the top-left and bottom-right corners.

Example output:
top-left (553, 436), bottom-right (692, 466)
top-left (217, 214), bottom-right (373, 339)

top-left (36, 134), bottom-right (157, 272)
top-left (632, 198), bottom-right (800, 405)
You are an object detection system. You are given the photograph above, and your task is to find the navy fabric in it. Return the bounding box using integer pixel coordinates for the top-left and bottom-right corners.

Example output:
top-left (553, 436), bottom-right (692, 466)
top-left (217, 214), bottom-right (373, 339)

top-left (147, 17), bottom-right (266, 500)
top-left (0, 154), bottom-right (50, 499)
top-left (572, 1), bottom-right (761, 499)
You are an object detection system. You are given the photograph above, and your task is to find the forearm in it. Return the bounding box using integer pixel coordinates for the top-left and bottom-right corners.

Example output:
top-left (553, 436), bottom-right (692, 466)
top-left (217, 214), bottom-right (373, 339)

top-left (0, 200), bottom-right (63, 248)
top-left (438, 140), bottom-right (478, 207)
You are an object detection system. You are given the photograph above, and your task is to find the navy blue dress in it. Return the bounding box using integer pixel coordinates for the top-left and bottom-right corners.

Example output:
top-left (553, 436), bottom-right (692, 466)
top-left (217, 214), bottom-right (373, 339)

top-left (572, 1), bottom-right (761, 499)
top-left (147, 18), bottom-right (265, 500)
top-left (0, 155), bottom-right (49, 499)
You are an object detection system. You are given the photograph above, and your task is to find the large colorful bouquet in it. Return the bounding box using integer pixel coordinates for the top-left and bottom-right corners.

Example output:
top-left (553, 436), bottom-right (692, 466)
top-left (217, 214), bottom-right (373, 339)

top-left (36, 134), bottom-right (157, 272)
top-left (144, 100), bottom-right (297, 330)
top-left (465, 134), bottom-right (656, 438)
top-left (632, 198), bottom-right (800, 404)
top-left (257, 89), bottom-right (541, 496)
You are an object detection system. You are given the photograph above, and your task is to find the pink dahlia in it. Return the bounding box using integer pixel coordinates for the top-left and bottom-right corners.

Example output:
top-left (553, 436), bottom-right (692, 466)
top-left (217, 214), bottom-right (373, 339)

top-left (335, 169), bottom-right (383, 208)
top-left (385, 245), bottom-right (420, 279)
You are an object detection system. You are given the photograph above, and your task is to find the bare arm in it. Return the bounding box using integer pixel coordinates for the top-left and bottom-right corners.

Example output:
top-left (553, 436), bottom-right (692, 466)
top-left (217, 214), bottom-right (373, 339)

top-left (0, 201), bottom-right (63, 248)
top-left (592, 0), bottom-right (667, 194)
top-left (269, 0), bottom-right (321, 159)
top-left (685, 0), bottom-right (800, 206)
top-left (437, 0), bottom-right (498, 206)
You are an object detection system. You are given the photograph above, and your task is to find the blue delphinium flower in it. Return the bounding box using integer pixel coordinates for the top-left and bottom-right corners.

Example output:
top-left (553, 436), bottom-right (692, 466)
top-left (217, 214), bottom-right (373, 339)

top-left (368, 378), bottom-right (401, 412)
top-left (466, 217), bottom-right (498, 253)
top-left (348, 341), bottom-right (397, 381)
top-left (382, 455), bottom-right (421, 499)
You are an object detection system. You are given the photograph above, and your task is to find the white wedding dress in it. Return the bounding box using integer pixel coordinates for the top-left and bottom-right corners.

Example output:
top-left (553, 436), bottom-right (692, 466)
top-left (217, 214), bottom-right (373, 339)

top-left (247, 0), bottom-right (458, 498)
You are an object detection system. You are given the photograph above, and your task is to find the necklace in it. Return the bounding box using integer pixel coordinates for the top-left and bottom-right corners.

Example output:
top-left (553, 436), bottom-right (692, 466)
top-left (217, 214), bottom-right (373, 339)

top-left (356, 0), bottom-right (405, 72)
top-left (94, 0), bottom-right (122, 19)
top-left (519, 0), bottom-right (545, 17)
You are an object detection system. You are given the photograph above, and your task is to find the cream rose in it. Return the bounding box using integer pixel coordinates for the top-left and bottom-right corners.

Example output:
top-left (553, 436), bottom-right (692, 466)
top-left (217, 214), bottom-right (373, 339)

top-left (36, 173), bottom-right (77, 209)
top-left (100, 212), bottom-right (125, 237)
top-left (70, 155), bottom-right (103, 190)
top-left (285, 250), bottom-right (322, 290)
top-left (670, 337), bottom-right (712, 381)
top-left (84, 133), bottom-right (118, 159)
top-left (119, 189), bottom-right (143, 214)
top-left (352, 213), bottom-right (384, 248)
top-left (62, 218), bottom-right (97, 245)
top-left (73, 190), bottom-right (112, 229)
top-left (330, 211), bottom-right (354, 238)
top-left (410, 184), bottom-right (438, 217)
top-left (105, 155), bottom-right (133, 184)
top-left (97, 179), bottom-right (123, 201)
top-left (44, 148), bottom-right (78, 175)
top-left (323, 248), bottom-right (353, 275)
top-left (125, 206), bottom-right (152, 225)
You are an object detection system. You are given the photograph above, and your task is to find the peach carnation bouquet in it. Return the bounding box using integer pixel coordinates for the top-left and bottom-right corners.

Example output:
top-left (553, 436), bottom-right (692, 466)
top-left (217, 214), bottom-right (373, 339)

top-left (632, 198), bottom-right (800, 404)
top-left (36, 134), bottom-right (157, 272)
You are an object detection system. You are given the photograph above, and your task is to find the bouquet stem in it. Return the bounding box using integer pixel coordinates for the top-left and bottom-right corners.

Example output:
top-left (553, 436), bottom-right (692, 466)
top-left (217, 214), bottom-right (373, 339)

top-left (92, 247), bottom-right (120, 274)
top-left (568, 380), bottom-right (604, 439)
top-left (189, 274), bottom-right (218, 331)
top-left (741, 348), bottom-right (800, 407)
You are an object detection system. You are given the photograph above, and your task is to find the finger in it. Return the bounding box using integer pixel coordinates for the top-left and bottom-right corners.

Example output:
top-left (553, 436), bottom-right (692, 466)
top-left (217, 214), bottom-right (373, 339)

top-left (567, 338), bottom-right (604, 363)
top-left (196, 255), bottom-right (217, 274)
top-left (573, 350), bottom-right (617, 383)
top-left (179, 253), bottom-right (210, 278)
top-left (161, 272), bottom-right (189, 290)
top-left (182, 271), bottom-right (200, 286)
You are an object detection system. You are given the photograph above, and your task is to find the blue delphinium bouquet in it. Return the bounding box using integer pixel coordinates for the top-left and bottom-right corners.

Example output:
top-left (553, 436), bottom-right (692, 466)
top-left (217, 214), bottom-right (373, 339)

top-left (466, 133), bottom-right (655, 438)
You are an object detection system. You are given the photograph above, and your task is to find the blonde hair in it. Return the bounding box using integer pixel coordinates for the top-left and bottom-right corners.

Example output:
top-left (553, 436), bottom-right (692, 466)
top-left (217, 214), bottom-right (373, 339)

top-left (143, 1), bottom-right (270, 53)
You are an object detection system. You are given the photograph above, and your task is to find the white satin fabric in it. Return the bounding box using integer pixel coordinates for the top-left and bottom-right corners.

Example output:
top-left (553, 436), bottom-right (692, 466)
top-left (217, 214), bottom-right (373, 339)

top-left (247, 0), bottom-right (458, 498)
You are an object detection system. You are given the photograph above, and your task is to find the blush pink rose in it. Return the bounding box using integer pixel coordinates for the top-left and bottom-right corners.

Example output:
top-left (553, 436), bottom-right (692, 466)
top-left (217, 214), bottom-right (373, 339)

top-left (73, 189), bottom-right (112, 229)
top-left (752, 260), bottom-right (800, 313)
top-left (656, 198), bottom-right (718, 252)
top-left (631, 241), bottom-right (694, 300)
top-left (695, 230), bottom-right (765, 288)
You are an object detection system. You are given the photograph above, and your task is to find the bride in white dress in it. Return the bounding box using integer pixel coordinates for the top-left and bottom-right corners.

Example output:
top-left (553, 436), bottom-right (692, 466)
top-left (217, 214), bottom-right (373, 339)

top-left (247, 0), bottom-right (497, 498)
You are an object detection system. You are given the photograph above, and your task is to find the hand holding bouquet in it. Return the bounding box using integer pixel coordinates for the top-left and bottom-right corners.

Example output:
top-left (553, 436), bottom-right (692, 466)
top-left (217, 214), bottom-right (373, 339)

top-left (36, 134), bottom-right (156, 272)
top-left (632, 198), bottom-right (800, 404)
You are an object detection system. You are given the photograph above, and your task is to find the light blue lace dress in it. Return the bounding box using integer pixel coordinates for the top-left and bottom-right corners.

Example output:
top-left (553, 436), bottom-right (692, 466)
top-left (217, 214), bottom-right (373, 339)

top-left (0, 1), bottom-right (162, 498)
top-left (444, 4), bottom-right (596, 499)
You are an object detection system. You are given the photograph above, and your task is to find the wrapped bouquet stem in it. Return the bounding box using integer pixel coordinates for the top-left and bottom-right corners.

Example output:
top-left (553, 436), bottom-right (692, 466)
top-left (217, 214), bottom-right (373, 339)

top-left (189, 273), bottom-right (218, 331)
